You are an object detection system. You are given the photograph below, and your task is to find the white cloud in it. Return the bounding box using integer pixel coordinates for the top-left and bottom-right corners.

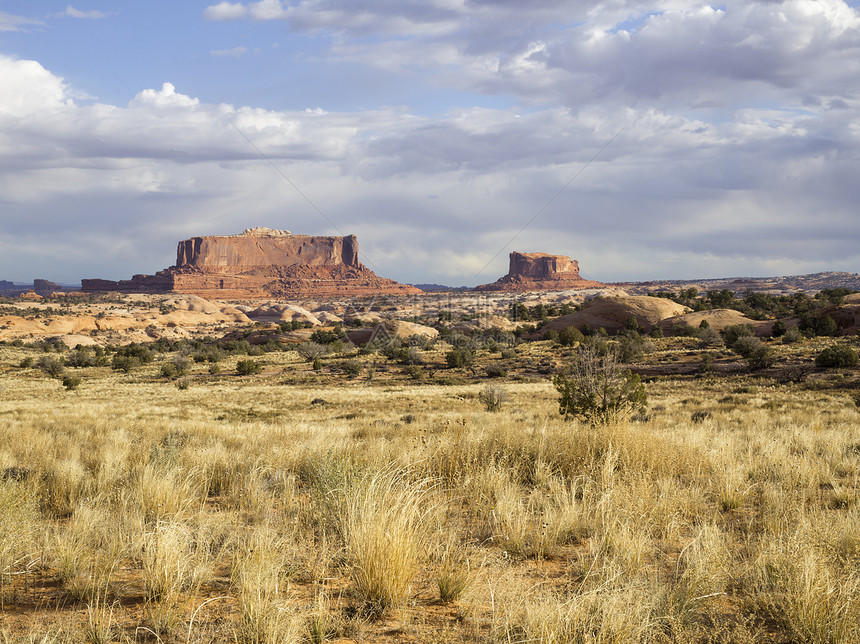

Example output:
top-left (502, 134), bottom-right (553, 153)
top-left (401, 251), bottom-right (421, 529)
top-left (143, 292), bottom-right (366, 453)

top-left (0, 10), bottom-right (43, 32)
top-left (2, 44), bottom-right (860, 284)
top-left (210, 46), bottom-right (248, 57)
top-left (0, 57), bottom-right (71, 117)
top-left (249, 0), bottom-right (289, 21)
top-left (58, 6), bottom-right (109, 19)
top-left (203, 2), bottom-right (249, 21)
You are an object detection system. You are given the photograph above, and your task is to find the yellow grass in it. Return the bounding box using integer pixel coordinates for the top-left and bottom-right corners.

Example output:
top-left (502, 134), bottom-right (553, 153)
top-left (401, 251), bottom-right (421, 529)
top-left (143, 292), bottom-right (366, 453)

top-left (0, 339), bottom-right (858, 642)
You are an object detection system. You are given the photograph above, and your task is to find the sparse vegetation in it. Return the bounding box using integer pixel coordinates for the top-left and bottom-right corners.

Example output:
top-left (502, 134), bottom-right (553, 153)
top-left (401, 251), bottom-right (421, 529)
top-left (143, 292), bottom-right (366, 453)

top-left (553, 344), bottom-right (647, 424)
top-left (815, 345), bottom-right (858, 368)
top-left (0, 289), bottom-right (858, 642)
top-left (236, 359), bottom-right (263, 375)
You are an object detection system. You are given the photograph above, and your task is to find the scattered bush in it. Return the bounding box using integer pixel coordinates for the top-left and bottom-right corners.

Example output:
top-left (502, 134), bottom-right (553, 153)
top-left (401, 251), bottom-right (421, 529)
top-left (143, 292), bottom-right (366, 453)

top-left (697, 326), bottom-right (723, 347)
top-left (771, 320), bottom-right (787, 337)
top-left (500, 348), bottom-right (517, 360)
top-left (403, 364), bottom-right (424, 380)
top-left (446, 347), bottom-right (475, 369)
top-left (553, 344), bottom-right (647, 424)
top-left (37, 356), bottom-right (66, 378)
top-left (111, 354), bottom-right (140, 373)
top-left (485, 363), bottom-right (508, 378)
top-left (782, 326), bottom-right (802, 344)
top-left (296, 342), bottom-right (328, 362)
top-left (558, 326), bottom-right (584, 347)
top-left (478, 385), bottom-right (509, 412)
top-left (746, 346), bottom-right (775, 371)
top-left (815, 345), bottom-right (858, 369)
top-left (722, 324), bottom-right (755, 347)
top-left (777, 364), bottom-right (812, 384)
top-left (339, 359), bottom-right (364, 378)
top-left (732, 335), bottom-right (763, 359)
top-left (62, 376), bottom-right (81, 391)
top-left (236, 359), bottom-right (263, 376)
top-left (18, 357), bottom-right (33, 369)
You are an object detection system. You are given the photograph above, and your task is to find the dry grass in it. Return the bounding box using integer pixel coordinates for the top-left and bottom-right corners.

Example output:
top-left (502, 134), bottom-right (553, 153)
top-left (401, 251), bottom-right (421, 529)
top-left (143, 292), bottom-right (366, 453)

top-left (0, 337), bottom-right (858, 642)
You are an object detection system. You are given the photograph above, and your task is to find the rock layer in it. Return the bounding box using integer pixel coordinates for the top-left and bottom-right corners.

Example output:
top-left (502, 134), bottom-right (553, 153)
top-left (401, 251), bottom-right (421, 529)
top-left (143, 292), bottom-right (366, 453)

top-left (475, 251), bottom-right (603, 292)
top-left (82, 228), bottom-right (419, 298)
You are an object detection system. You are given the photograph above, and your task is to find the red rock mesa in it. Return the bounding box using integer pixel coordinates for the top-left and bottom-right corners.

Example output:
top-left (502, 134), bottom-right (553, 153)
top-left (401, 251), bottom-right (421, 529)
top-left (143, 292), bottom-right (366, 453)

top-left (475, 251), bottom-right (603, 292)
top-left (82, 228), bottom-right (419, 298)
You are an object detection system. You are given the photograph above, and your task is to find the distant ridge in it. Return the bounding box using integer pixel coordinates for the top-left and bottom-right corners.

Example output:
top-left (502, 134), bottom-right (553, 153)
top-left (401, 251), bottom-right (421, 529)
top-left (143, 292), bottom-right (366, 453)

top-left (616, 271), bottom-right (860, 295)
top-left (411, 283), bottom-right (469, 292)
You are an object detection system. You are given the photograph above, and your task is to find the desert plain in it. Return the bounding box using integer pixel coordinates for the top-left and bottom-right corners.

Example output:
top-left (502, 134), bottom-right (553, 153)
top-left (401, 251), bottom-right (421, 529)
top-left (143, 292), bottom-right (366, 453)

top-left (0, 283), bottom-right (859, 644)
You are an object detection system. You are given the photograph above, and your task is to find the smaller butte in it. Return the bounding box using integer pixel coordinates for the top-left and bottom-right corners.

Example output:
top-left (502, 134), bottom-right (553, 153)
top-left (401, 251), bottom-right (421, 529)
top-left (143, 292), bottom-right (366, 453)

top-left (475, 251), bottom-right (603, 292)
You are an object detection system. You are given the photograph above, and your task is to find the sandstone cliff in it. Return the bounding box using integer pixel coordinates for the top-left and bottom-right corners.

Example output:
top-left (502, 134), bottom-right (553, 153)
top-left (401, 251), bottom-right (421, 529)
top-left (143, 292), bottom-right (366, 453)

top-left (82, 228), bottom-right (419, 299)
top-left (475, 251), bottom-right (603, 292)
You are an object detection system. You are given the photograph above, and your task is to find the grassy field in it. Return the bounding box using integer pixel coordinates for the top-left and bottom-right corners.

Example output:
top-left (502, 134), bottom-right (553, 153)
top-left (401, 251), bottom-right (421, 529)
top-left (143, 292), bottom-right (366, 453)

top-left (0, 334), bottom-right (858, 643)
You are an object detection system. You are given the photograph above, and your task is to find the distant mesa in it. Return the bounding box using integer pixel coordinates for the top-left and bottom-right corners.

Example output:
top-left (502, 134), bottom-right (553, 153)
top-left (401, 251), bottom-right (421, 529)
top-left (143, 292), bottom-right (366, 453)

top-left (82, 228), bottom-right (420, 299)
top-left (33, 279), bottom-right (62, 296)
top-left (475, 251), bottom-right (603, 292)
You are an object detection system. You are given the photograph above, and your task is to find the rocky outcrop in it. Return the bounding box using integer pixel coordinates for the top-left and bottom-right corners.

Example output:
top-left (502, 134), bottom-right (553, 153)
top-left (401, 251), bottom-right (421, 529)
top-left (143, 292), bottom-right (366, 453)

top-left (475, 252), bottom-right (603, 292)
top-left (536, 296), bottom-right (690, 336)
top-left (33, 279), bottom-right (62, 296)
top-left (82, 228), bottom-right (419, 299)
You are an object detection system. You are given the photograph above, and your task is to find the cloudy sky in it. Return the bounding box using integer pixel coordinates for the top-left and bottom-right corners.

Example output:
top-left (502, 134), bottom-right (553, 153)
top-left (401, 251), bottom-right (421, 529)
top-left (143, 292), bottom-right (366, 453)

top-left (1, 1), bottom-right (859, 286)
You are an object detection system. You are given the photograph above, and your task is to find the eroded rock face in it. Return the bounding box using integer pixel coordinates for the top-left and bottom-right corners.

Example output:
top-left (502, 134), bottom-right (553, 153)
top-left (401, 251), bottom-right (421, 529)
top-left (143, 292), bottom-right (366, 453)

top-left (475, 251), bottom-right (603, 292)
top-left (82, 229), bottom-right (418, 299)
top-left (176, 232), bottom-right (359, 270)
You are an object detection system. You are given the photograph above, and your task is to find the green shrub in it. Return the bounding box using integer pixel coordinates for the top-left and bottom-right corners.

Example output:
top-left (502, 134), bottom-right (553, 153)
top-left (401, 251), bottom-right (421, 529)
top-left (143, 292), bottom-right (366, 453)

top-left (732, 335), bottom-right (763, 359)
top-left (111, 354), bottom-right (140, 373)
top-left (558, 326), bottom-right (584, 347)
top-left (310, 329), bottom-right (342, 344)
top-left (485, 363), bottom-right (508, 378)
top-left (782, 326), bottom-right (802, 344)
top-left (747, 346), bottom-right (775, 371)
top-left (18, 357), bottom-right (33, 369)
top-left (771, 320), bottom-right (787, 337)
top-left (403, 364), bottom-right (423, 380)
top-left (815, 345), bottom-right (858, 369)
top-left (236, 359), bottom-right (263, 376)
top-left (340, 359), bottom-right (364, 378)
top-left (37, 356), bottom-right (66, 378)
top-left (446, 347), bottom-right (474, 369)
top-left (500, 348), bottom-right (517, 360)
top-left (553, 345), bottom-right (647, 424)
top-left (697, 326), bottom-right (723, 347)
top-left (722, 324), bottom-right (755, 346)
top-left (62, 376), bottom-right (81, 391)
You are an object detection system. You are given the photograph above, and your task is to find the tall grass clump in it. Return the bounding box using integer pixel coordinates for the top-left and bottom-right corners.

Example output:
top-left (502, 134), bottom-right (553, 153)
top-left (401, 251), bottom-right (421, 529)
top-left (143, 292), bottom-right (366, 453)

top-left (336, 468), bottom-right (437, 615)
top-left (231, 524), bottom-right (300, 644)
top-left (53, 503), bottom-right (129, 601)
top-left (0, 480), bottom-right (39, 608)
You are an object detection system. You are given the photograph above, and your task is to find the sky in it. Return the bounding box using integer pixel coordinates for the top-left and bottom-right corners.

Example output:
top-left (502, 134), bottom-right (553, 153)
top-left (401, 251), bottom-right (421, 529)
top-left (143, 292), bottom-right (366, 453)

top-left (1, 0), bottom-right (860, 287)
